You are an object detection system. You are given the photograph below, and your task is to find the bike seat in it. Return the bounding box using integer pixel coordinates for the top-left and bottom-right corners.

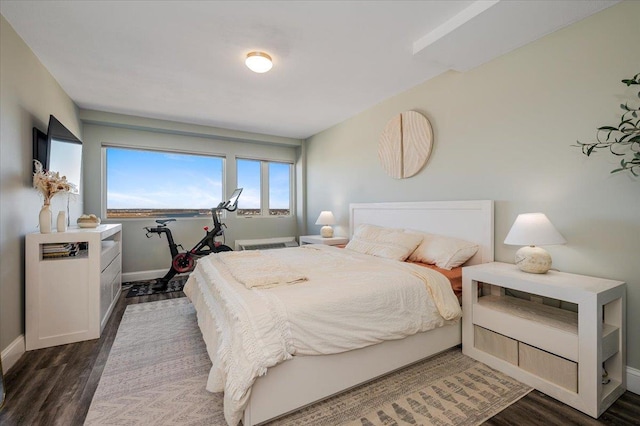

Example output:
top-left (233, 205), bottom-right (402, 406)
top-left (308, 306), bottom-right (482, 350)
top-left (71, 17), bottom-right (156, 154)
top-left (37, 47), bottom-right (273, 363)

top-left (155, 218), bottom-right (176, 225)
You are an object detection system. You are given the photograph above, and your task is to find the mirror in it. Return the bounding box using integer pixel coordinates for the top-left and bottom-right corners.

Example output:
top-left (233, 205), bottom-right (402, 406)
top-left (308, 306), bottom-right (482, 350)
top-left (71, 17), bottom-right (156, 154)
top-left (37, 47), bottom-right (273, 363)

top-left (46, 115), bottom-right (82, 193)
top-left (49, 138), bottom-right (82, 193)
top-left (33, 115), bottom-right (83, 194)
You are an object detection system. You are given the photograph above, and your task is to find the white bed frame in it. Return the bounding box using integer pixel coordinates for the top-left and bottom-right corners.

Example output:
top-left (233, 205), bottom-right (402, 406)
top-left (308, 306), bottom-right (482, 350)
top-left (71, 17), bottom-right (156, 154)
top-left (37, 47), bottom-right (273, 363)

top-left (242, 200), bottom-right (494, 425)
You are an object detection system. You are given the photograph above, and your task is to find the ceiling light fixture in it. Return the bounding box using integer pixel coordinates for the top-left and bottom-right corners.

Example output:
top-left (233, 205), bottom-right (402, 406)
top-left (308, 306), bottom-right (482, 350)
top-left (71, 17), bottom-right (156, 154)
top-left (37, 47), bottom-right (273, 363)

top-left (245, 51), bottom-right (273, 73)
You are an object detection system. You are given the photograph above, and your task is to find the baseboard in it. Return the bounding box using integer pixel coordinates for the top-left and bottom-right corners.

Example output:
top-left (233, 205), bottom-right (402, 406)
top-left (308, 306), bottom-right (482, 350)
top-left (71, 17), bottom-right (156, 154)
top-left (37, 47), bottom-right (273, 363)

top-left (627, 366), bottom-right (640, 395)
top-left (122, 269), bottom-right (167, 283)
top-left (1, 334), bottom-right (25, 373)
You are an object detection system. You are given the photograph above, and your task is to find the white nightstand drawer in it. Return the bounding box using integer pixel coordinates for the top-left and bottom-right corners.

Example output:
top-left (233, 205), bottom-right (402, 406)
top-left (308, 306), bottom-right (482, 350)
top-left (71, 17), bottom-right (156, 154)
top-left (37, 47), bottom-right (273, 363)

top-left (519, 342), bottom-right (578, 392)
top-left (474, 326), bottom-right (518, 365)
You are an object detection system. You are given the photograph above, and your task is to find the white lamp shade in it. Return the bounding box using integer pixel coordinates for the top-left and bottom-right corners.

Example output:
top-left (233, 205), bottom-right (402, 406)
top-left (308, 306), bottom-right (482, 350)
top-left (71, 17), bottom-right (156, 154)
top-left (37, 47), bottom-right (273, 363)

top-left (315, 211), bottom-right (336, 226)
top-left (504, 213), bottom-right (566, 246)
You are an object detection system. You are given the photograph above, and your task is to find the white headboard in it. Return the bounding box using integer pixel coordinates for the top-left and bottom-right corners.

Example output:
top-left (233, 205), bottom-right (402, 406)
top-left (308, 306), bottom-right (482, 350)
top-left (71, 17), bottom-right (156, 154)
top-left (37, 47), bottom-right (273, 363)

top-left (349, 200), bottom-right (494, 265)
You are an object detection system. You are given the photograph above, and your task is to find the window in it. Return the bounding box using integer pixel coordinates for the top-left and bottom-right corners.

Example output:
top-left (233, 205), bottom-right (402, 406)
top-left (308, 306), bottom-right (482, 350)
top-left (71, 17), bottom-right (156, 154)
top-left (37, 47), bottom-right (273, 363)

top-left (105, 147), bottom-right (224, 218)
top-left (236, 159), bottom-right (261, 216)
top-left (236, 158), bottom-right (292, 216)
top-left (269, 162), bottom-right (290, 216)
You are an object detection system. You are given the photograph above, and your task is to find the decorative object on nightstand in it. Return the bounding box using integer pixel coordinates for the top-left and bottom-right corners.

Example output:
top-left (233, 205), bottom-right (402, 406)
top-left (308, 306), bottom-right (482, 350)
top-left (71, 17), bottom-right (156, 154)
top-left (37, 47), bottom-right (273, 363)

top-left (315, 211), bottom-right (336, 238)
top-left (504, 213), bottom-right (566, 273)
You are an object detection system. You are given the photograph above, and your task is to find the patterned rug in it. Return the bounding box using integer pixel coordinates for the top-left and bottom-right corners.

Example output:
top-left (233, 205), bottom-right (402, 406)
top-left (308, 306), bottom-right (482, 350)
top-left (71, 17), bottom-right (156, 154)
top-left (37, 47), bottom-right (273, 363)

top-left (85, 299), bottom-right (531, 426)
top-left (124, 274), bottom-right (189, 298)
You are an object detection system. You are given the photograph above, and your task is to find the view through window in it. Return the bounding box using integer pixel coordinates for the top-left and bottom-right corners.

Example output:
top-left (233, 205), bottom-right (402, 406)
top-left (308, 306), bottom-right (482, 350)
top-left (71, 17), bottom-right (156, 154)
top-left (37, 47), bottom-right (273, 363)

top-left (269, 162), bottom-right (291, 216)
top-left (237, 158), bottom-right (292, 216)
top-left (236, 158), bottom-right (260, 215)
top-left (105, 147), bottom-right (224, 218)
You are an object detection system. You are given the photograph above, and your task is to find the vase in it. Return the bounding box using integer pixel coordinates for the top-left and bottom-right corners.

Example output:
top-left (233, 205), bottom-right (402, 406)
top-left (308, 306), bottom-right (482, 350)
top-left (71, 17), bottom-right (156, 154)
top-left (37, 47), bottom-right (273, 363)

top-left (39, 204), bottom-right (52, 233)
top-left (57, 210), bottom-right (67, 232)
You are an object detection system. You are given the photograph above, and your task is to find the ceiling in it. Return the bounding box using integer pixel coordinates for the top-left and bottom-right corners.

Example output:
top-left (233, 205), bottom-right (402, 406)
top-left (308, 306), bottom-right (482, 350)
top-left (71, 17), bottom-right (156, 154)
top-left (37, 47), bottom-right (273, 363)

top-left (1, 1), bottom-right (619, 140)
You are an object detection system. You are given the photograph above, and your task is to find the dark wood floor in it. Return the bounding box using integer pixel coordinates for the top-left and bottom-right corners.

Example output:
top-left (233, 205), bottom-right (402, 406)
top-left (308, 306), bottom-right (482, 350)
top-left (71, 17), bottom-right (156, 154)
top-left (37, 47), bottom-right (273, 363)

top-left (1, 289), bottom-right (639, 426)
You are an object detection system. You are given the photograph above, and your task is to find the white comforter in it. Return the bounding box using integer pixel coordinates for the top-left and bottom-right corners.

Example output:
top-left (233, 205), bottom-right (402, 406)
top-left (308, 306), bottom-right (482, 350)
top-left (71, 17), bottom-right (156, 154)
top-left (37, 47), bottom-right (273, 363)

top-left (184, 244), bottom-right (461, 425)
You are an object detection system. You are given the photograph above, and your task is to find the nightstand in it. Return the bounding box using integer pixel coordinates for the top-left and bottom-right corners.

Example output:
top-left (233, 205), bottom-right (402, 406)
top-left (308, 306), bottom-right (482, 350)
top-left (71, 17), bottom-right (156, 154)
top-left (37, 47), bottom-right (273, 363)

top-left (299, 235), bottom-right (349, 246)
top-left (462, 262), bottom-right (626, 418)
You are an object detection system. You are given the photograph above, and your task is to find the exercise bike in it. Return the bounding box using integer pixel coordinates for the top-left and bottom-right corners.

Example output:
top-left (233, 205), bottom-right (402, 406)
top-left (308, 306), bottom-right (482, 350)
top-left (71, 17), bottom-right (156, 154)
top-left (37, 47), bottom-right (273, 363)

top-left (144, 188), bottom-right (242, 289)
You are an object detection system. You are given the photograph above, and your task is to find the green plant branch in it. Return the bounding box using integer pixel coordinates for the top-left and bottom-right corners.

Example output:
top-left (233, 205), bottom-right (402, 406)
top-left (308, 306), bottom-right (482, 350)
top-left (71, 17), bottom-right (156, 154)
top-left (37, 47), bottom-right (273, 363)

top-left (574, 73), bottom-right (640, 177)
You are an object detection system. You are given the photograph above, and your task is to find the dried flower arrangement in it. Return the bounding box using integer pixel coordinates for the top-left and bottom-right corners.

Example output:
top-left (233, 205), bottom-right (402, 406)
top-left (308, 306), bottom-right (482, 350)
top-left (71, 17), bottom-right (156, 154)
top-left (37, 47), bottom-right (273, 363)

top-left (33, 159), bottom-right (76, 205)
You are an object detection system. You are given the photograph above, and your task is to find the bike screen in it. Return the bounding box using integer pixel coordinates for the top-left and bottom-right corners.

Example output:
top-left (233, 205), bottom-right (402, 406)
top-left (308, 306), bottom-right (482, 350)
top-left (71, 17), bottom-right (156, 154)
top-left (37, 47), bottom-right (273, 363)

top-left (225, 188), bottom-right (242, 211)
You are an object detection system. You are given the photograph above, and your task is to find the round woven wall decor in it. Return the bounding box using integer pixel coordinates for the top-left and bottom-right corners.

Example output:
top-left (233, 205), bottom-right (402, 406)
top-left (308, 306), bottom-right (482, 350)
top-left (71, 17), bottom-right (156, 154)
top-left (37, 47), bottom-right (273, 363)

top-left (378, 111), bottom-right (433, 179)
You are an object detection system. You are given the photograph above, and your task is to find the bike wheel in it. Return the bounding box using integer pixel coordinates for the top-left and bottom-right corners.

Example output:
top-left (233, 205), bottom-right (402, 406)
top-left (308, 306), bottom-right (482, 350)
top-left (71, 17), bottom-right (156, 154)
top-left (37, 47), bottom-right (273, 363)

top-left (172, 253), bottom-right (195, 273)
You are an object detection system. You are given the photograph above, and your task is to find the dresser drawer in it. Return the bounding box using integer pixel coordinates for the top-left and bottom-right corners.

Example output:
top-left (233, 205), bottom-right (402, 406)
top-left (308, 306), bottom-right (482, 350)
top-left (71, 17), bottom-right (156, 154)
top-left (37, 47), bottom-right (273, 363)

top-left (101, 253), bottom-right (121, 289)
top-left (101, 240), bottom-right (120, 271)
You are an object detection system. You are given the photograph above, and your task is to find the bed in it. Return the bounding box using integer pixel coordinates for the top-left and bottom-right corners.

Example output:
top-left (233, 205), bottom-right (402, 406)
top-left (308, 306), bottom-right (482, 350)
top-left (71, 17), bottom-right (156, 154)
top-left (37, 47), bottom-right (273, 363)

top-left (184, 200), bottom-right (494, 425)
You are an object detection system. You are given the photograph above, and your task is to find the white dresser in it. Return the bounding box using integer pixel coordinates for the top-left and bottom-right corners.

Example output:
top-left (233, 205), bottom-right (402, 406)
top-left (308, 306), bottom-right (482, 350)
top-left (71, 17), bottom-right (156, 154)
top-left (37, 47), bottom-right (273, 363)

top-left (25, 224), bottom-right (122, 350)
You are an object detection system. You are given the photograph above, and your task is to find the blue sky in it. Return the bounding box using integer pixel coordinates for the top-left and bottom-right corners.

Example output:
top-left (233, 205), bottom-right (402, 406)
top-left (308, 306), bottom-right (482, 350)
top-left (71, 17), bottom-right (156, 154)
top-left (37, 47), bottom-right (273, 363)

top-left (107, 148), bottom-right (289, 210)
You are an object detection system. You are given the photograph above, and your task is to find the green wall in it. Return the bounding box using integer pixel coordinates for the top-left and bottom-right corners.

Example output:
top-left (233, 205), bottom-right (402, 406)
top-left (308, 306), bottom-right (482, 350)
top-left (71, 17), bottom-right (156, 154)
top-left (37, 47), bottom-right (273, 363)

top-left (306, 2), bottom-right (640, 369)
top-left (0, 15), bottom-right (82, 356)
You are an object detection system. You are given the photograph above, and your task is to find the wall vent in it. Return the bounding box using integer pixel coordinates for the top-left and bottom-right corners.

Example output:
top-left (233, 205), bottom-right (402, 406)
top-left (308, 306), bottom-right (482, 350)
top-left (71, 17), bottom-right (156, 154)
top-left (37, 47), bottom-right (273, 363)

top-left (235, 237), bottom-right (298, 251)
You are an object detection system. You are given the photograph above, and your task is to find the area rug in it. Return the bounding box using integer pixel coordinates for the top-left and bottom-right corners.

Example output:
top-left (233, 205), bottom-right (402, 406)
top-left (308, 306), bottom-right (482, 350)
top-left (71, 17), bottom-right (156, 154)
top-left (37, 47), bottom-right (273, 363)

top-left (124, 274), bottom-right (188, 298)
top-left (85, 299), bottom-right (532, 426)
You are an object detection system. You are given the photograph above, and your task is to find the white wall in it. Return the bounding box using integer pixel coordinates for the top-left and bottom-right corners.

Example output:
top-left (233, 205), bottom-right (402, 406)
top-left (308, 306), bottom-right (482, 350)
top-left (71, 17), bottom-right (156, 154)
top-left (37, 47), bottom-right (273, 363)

top-left (306, 2), bottom-right (640, 369)
top-left (80, 112), bottom-right (303, 275)
top-left (0, 15), bottom-right (82, 361)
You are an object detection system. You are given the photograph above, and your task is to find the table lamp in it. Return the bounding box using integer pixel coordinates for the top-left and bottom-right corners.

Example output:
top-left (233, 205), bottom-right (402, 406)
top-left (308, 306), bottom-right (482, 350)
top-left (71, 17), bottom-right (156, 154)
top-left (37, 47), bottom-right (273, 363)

top-left (315, 211), bottom-right (336, 238)
top-left (504, 212), bottom-right (566, 273)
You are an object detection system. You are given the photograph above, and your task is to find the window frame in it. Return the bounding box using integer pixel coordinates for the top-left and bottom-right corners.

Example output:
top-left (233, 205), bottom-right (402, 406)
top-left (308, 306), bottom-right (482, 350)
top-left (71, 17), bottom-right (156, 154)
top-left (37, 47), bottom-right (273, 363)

top-left (235, 156), bottom-right (294, 218)
top-left (102, 144), bottom-right (227, 220)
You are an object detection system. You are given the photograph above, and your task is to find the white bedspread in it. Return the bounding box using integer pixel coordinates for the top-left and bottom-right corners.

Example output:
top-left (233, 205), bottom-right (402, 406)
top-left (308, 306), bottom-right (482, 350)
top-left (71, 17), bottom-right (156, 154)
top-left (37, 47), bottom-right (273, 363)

top-left (184, 244), bottom-right (461, 426)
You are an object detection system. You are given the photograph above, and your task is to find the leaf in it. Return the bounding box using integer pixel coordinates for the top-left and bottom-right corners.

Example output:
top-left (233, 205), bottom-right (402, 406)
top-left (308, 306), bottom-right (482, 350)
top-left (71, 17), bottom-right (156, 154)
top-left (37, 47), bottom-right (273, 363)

top-left (586, 145), bottom-right (597, 156)
top-left (597, 126), bottom-right (618, 131)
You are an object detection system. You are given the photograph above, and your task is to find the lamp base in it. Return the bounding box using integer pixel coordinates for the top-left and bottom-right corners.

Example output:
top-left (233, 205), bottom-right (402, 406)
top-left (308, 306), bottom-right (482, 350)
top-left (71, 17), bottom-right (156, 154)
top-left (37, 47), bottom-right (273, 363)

top-left (320, 225), bottom-right (334, 238)
top-left (515, 245), bottom-right (552, 274)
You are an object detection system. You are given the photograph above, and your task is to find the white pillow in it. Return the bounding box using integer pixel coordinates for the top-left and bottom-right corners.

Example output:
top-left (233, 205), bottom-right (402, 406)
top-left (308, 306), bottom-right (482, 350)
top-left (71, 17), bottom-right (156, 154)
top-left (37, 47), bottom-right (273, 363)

top-left (407, 231), bottom-right (479, 270)
top-left (346, 224), bottom-right (423, 261)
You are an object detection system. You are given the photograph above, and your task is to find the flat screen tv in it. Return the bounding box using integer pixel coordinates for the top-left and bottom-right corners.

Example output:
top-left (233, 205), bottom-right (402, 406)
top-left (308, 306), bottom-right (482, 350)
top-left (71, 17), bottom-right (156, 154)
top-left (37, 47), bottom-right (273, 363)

top-left (33, 115), bottom-right (83, 194)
